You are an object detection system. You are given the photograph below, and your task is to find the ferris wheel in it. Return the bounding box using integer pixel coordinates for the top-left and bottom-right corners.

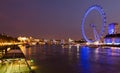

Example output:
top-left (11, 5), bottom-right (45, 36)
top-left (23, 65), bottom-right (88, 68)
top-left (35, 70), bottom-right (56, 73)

top-left (81, 5), bottom-right (106, 43)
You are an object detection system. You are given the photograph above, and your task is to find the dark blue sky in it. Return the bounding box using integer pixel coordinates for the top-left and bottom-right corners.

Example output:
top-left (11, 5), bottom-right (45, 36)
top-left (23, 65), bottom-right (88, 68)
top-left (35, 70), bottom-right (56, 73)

top-left (0, 0), bottom-right (120, 40)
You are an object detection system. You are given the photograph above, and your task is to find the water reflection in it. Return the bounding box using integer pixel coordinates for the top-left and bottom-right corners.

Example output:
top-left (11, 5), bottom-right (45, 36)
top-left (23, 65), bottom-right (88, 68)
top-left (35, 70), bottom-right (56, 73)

top-left (19, 45), bottom-right (120, 73)
top-left (79, 47), bottom-right (90, 73)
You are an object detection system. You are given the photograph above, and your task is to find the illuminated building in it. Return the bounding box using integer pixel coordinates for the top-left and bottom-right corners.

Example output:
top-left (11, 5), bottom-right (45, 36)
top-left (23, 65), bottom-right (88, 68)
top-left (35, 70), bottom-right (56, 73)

top-left (104, 23), bottom-right (120, 45)
top-left (17, 37), bottom-right (30, 42)
top-left (108, 23), bottom-right (118, 34)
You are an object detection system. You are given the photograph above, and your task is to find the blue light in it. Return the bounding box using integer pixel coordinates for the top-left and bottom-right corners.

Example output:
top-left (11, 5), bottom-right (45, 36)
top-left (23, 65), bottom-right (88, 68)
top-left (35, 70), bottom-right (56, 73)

top-left (80, 46), bottom-right (90, 62)
top-left (114, 38), bottom-right (120, 44)
top-left (108, 23), bottom-right (115, 34)
top-left (79, 47), bottom-right (90, 73)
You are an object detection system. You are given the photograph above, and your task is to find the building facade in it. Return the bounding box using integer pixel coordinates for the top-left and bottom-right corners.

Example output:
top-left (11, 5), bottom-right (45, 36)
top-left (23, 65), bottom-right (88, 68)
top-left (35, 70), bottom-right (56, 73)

top-left (104, 23), bottom-right (120, 45)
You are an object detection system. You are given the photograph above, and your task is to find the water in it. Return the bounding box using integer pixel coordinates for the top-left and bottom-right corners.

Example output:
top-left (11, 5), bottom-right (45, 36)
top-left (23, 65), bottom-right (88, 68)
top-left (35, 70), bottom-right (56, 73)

top-left (20, 45), bottom-right (120, 73)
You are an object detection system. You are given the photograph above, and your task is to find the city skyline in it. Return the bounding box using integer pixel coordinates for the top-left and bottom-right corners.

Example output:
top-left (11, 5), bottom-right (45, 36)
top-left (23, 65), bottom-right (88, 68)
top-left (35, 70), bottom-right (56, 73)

top-left (0, 0), bottom-right (120, 40)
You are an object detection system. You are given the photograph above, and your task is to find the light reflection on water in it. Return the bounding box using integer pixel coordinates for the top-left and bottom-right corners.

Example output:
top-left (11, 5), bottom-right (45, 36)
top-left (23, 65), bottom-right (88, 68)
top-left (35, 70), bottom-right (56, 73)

top-left (20, 45), bottom-right (120, 73)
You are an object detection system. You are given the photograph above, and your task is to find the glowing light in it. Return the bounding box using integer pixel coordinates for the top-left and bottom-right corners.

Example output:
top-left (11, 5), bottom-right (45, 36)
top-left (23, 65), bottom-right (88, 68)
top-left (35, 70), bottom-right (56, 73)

top-left (30, 59), bottom-right (34, 63)
top-left (68, 45), bottom-right (72, 49)
top-left (68, 38), bottom-right (73, 43)
top-left (76, 44), bottom-right (80, 49)
top-left (31, 66), bottom-right (38, 70)
top-left (95, 48), bottom-right (99, 53)
top-left (7, 47), bottom-right (11, 51)
top-left (86, 42), bottom-right (90, 45)
top-left (94, 41), bottom-right (99, 45)
top-left (18, 37), bottom-right (28, 41)
top-left (0, 60), bottom-right (2, 63)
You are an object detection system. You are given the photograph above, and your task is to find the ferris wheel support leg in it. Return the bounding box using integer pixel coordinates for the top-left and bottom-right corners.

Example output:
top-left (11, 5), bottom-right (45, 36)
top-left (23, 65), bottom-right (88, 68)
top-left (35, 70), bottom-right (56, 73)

top-left (93, 28), bottom-right (100, 41)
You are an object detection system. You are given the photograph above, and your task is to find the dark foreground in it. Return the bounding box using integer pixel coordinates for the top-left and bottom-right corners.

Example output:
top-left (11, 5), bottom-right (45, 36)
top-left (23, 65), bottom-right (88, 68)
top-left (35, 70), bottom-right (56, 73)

top-left (21, 44), bottom-right (120, 73)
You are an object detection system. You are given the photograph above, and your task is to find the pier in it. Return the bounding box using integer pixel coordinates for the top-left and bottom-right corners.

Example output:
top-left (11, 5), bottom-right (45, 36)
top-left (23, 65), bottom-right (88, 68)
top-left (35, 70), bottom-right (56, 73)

top-left (0, 45), bottom-right (33, 73)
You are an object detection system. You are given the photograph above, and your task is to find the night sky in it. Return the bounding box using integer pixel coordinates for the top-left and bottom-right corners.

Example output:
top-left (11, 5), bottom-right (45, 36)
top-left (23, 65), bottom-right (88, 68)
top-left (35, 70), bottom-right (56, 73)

top-left (0, 0), bottom-right (120, 40)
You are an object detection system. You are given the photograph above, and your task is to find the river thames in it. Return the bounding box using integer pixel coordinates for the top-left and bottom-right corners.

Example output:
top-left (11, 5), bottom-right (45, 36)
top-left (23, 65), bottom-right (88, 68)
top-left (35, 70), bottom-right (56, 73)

top-left (20, 44), bottom-right (120, 73)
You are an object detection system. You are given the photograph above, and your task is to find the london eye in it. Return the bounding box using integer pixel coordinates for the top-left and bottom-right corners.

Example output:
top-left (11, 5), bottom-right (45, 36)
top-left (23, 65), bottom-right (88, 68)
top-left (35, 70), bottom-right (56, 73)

top-left (81, 5), bottom-right (106, 43)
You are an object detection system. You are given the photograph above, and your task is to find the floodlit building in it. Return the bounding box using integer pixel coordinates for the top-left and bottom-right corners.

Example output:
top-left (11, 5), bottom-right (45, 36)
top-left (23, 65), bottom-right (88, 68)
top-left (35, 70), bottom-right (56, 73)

top-left (108, 23), bottom-right (118, 34)
top-left (18, 37), bottom-right (30, 42)
top-left (104, 23), bottom-right (120, 45)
